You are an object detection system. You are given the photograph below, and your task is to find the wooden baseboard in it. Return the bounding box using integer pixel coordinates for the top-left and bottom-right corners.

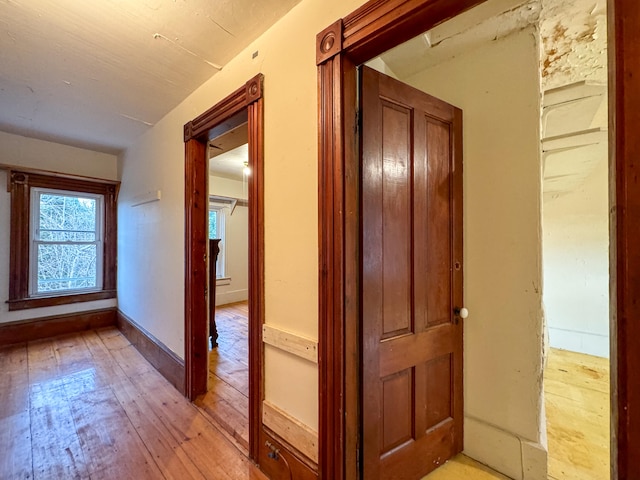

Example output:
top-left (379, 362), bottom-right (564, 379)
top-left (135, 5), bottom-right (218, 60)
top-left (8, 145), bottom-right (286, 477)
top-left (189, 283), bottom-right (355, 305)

top-left (259, 425), bottom-right (319, 480)
top-left (116, 310), bottom-right (185, 395)
top-left (0, 308), bottom-right (117, 347)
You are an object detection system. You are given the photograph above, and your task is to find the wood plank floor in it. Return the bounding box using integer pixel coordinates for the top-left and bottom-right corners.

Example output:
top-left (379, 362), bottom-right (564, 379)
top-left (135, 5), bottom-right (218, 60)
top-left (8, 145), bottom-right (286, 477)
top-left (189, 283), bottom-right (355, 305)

top-left (0, 325), bottom-right (609, 480)
top-left (423, 348), bottom-right (610, 479)
top-left (0, 327), bottom-right (266, 480)
top-left (195, 302), bottom-right (249, 451)
top-left (545, 348), bottom-right (610, 480)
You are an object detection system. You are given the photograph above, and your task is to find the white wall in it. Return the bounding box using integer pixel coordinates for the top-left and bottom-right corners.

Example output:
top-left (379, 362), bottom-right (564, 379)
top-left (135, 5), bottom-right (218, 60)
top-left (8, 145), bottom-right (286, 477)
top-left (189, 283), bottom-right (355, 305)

top-left (209, 175), bottom-right (249, 306)
top-left (116, 0), bottom-right (369, 432)
top-left (0, 131), bottom-right (118, 324)
top-left (115, 3), bottom-right (549, 477)
top-left (543, 157), bottom-right (609, 357)
top-left (401, 28), bottom-right (547, 480)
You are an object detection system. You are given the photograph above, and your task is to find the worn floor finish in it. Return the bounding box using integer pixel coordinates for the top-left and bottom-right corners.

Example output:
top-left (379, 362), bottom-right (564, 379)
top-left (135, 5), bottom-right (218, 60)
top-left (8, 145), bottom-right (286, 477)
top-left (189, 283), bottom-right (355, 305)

top-left (0, 329), bottom-right (609, 480)
top-left (422, 348), bottom-right (610, 480)
top-left (545, 348), bottom-right (610, 480)
top-left (196, 301), bottom-right (250, 450)
top-left (0, 327), bottom-right (266, 480)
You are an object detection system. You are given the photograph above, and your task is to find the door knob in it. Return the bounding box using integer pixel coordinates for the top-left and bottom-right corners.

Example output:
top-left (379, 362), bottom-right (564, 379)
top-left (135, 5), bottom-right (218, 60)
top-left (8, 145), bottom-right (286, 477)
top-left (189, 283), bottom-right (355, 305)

top-left (454, 307), bottom-right (469, 319)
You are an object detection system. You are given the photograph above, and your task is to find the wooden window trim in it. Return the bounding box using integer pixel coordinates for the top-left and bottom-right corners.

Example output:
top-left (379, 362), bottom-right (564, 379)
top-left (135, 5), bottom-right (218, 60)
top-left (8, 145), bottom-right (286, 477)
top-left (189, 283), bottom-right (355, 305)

top-left (7, 170), bottom-right (119, 311)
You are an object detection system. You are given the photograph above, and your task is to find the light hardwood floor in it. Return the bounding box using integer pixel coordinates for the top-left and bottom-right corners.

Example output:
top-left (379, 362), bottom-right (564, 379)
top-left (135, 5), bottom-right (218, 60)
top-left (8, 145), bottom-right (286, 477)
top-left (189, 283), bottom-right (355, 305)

top-left (195, 301), bottom-right (250, 451)
top-left (0, 325), bottom-right (609, 480)
top-left (545, 348), bottom-right (609, 480)
top-left (0, 327), bottom-right (266, 480)
top-left (423, 348), bottom-right (610, 480)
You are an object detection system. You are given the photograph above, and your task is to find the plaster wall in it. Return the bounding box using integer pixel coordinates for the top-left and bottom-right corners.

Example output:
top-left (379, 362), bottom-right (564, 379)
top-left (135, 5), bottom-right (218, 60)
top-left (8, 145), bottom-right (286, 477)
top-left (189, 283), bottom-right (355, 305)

top-left (543, 158), bottom-right (609, 357)
top-left (402, 27), bottom-right (546, 480)
top-left (540, 0), bottom-right (607, 90)
top-left (0, 131), bottom-right (118, 324)
top-left (209, 175), bottom-right (249, 306)
top-left (117, 0), bottom-right (370, 433)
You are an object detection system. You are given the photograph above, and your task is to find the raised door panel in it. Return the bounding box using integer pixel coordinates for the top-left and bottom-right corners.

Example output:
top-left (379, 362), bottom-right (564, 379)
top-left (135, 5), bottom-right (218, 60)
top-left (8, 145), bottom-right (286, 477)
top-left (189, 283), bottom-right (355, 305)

top-left (361, 65), bottom-right (463, 480)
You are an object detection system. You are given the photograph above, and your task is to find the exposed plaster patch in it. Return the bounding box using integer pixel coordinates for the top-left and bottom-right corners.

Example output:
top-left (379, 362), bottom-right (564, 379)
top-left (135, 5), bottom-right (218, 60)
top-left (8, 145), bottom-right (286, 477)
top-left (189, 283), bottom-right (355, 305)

top-left (540, 0), bottom-right (607, 90)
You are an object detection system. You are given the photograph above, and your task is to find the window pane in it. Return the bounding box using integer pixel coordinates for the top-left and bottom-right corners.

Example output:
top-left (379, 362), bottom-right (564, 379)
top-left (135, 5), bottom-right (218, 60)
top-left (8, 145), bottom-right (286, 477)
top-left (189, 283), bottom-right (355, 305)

top-left (39, 194), bottom-right (96, 241)
top-left (37, 244), bottom-right (97, 292)
top-left (209, 210), bottom-right (218, 239)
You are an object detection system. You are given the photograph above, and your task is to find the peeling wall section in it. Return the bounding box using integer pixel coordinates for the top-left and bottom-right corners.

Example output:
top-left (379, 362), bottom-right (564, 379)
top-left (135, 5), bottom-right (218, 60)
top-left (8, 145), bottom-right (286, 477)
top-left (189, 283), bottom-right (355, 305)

top-left (540, 0), bottom-right (607, 90)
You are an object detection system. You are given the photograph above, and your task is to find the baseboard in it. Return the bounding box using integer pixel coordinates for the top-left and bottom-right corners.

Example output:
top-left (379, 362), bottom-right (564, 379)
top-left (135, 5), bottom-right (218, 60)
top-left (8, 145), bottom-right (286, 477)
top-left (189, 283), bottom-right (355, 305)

top-left (215, 289), bottom-right (248, 306)
top-left (116, 310), bottom-right (185, 395)
top-left (464, 416), bottom-right (548, 480)
top-left (0, 308), bottom-right (116, 347)
top-left (548, 327), bottom-right (609, 358)
top-left (259, 426), bottom-right (318, 480)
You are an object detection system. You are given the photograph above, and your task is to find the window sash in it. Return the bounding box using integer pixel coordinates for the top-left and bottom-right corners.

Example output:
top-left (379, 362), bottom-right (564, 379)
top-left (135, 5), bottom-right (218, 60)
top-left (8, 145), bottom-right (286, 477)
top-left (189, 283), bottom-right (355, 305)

top-left (209, 204), bottom-right (226, 278)
top-left (29, 188), bottom-right (105, 297)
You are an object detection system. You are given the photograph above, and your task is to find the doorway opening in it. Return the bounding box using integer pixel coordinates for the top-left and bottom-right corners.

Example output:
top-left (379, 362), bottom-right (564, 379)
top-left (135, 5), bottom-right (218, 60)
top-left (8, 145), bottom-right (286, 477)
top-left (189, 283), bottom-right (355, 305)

top-left (318, 0), bottom-right (611, 478)
top-left (540, 2), bottom-right (610, 478)
top-left (363, 0), bottom-right (610, 479)
top-left (183, 74), bottom-right (264, 462)
top-left (194, 120), bottom-right (251, 450)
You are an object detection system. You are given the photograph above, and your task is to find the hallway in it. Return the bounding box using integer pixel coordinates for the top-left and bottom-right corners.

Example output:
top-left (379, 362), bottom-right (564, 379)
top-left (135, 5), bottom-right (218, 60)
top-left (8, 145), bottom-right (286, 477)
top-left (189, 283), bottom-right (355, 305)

top-left (0, 327), bottom-right (265, 479)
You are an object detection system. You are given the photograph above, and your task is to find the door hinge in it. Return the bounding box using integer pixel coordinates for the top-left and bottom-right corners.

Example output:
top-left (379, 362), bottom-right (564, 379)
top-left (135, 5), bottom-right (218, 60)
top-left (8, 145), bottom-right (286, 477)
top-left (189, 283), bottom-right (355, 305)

top-left (355, 109), bottom-right (360, 134)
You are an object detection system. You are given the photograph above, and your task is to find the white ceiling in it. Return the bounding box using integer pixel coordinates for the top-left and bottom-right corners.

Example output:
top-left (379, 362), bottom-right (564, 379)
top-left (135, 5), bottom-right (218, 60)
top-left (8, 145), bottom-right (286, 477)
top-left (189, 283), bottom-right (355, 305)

top-left (0, 0), bottom-right (302, 154)
top-left (380, 0), bottom-right (540, 80)
top-left (210, 143), bottom-right (249, 181)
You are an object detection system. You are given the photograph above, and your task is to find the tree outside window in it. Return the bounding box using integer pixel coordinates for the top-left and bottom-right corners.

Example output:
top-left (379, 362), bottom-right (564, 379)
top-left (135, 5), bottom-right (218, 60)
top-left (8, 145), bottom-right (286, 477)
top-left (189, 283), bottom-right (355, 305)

top-left (7, 170), bottom-right (118, 311)
top-left (31, 189), bottom-right (104, 295)
top-left (208, 206), bottom-right (225, 278)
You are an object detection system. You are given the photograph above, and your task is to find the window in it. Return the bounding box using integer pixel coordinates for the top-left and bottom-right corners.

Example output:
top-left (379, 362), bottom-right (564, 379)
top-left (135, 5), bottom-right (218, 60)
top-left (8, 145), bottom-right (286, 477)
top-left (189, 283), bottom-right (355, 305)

top-left (208, 205), bottom-right (226, 278)
top-left (30, 188), bottom-right (104, 296)
top-left (8, 170), bottom-right (118, 311)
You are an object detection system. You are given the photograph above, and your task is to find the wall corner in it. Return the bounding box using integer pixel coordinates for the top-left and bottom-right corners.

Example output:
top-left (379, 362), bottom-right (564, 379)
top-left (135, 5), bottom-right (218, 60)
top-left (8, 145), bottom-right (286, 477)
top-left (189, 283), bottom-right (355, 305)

top-left (521, 440), bottom-right (548, 480)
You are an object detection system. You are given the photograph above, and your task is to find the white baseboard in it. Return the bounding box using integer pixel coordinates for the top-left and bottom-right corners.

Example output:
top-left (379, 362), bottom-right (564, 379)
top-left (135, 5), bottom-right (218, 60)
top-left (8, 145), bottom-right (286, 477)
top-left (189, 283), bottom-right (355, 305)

top-left (215, 289), bottom-right (248, 306)
top-left (464, 416), bottom-right (548, 480)
top-left (548, 327), bottom-right (609, 358)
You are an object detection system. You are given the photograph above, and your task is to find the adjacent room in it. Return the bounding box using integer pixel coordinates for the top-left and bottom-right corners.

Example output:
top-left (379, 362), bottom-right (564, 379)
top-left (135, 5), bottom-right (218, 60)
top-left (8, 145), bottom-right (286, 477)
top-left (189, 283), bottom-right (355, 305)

top-left (196, 122), bottom-right (252, 450)
top-left (365, 0), bottom-right (609, 477)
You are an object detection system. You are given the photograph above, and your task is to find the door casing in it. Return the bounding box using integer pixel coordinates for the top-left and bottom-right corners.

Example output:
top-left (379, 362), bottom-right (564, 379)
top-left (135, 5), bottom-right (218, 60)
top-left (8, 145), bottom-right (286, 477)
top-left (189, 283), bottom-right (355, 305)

top-left (316, 1), bottom-right (640, 479)
top-left (183, 73), bottom-right (264, 462)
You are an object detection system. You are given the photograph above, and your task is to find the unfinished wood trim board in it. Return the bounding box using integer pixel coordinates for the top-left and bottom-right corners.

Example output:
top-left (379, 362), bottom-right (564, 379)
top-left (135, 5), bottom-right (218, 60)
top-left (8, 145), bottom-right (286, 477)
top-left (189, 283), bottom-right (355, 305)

top-left (262, 324), bottom-right (318, 363)
top-left (263, 400), bottom-right (319, 465)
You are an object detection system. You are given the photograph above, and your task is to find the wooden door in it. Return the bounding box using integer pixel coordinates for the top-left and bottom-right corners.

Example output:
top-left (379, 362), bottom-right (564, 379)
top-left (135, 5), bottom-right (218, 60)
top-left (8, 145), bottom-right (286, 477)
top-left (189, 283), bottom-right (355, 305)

top-left (360, 66), bottom-right (464, 479)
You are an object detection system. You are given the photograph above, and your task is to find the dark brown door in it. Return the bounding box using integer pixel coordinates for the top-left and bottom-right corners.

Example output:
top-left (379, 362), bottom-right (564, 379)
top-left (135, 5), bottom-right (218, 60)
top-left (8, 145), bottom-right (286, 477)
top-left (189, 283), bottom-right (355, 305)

top-left (360, 66), bottom-right (464, 480)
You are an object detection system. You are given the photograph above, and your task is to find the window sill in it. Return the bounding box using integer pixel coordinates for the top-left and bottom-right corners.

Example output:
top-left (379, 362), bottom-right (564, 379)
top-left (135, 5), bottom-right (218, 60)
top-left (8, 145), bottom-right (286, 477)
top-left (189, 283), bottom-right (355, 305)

top-left (7, 290), bottom-right (117, 311)
top-left (216, 277), bottom-right (231, 286)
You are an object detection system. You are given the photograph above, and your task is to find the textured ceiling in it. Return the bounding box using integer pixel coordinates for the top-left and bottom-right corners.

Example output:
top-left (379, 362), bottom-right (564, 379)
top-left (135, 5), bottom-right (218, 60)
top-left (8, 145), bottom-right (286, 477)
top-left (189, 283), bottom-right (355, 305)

top-left (0, 0), bottom-right (302, 154)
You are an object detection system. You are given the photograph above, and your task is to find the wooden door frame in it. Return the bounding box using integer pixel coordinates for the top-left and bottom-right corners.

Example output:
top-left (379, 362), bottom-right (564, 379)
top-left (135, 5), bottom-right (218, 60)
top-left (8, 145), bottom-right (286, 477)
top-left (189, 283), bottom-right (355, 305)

top-left (184, 73), bottom-right (264, 462)
top-left (316, 1), bottom-right (640, 479)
